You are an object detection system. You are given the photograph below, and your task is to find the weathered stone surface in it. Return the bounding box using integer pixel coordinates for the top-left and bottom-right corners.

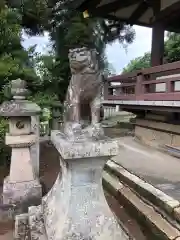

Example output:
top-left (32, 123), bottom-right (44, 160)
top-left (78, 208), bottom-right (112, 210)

top-left (0, 100), bottom-right (41, 117)
top-left (14, 213), bottom-right (30, 240)
top-left (0, 79), bottom-right (42, 211)
top-left (39, 130), bottom-right (129, 240)
top-left (0, 79), bottom-right (41, 117)
top-left (51, 130), bottom-right (119, 159)
top-left (51, 101), bottom-right (62, 130)
top-left (64, 47), bottom-right (102, 126)
top-left (29, 205), bottom-right (47, 240)
top-left (9, 147), bottom-right (35, 182)
top-left (9, 116), bottom-right (31, 135)
top-left (3, 178), bottom-right (42, 212)
top-left (106, 160), bottom-right (180, 215)
top-left (173, 207), bottom-right (180, 222)
top-left (11, 79), bottom-right (29, 100)
top-left (103, 171), bottom-right (180, 240)
top-left (5, 134), bottom-right (36, 148)
top-left (14, 129), bottom-right (129, 239)
top-left (102, 171), bottom-right (124, 197)
top-left (31, 115), bottom-right (40, 178)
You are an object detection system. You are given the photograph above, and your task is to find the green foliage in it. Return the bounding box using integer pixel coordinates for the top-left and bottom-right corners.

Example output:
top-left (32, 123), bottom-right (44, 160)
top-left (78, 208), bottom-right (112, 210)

top-left (27, 91), bottom-right (58, 108)
top-left (103, 56), bottom-right (116, 76)
top-left (0, 6), bottom-right (21, 53)
top-left (7, 0), bottom-right (50, 34)
top-left (5, 0), bottom-right (135, 103)
top-left (164, 33), bottom-right (180, 63)
top-left (27, 91), bottom-right (59, 123)
top-left (123, 33), bottom-right (180, 73)
top-left (0, 6), bottom-right (41, 165)
top-left (49, 5), bottom-right (135, 101)
top-left (0, 117), bottom-right (10, 166)
top-left (123, 52), bottom-right (151, 73)
top-left (32, 52), bottom-right (66, 102)
top-left (0, 6), bottom-right (39, 102)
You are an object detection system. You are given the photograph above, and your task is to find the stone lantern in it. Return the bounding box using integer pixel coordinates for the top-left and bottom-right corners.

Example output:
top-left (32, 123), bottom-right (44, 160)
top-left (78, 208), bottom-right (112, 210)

top-left (50, 101), bottom-right (62, 130)
top-left (0, 79), bottom-right (42, 209)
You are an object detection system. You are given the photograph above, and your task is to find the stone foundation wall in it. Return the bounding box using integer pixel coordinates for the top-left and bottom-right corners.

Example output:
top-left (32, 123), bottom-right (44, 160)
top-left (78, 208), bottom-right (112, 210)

top-left (135, 119), bottom-right (180, 147)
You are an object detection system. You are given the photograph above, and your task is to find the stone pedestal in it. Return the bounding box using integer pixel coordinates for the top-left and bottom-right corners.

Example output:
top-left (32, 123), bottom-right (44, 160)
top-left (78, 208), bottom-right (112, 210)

top-left (14, 129), bottom-right (129, 240)
top-left (3, 177), bottom-right (42, 212)
top-left (31, 115), bottom-right (40, 177)
top-left (3, 129), bottom-right (42, 209)
top-left (6, 133), bottom-right (36, 182)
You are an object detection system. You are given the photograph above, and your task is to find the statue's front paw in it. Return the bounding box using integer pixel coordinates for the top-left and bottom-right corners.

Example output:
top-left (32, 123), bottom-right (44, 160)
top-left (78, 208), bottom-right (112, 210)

top-left (91, 123), bottom-right (104, 139)
top-left (71, 122), bottom-right (82, 132)
top-left (64, 122), bottom-right (82, 136)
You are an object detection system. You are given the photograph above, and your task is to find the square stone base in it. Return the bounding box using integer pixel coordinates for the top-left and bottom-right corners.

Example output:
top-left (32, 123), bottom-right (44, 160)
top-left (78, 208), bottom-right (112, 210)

top-left (14, 205), bottom-right (47, 240)
top-left (3, 177), bottom-right (42, 213)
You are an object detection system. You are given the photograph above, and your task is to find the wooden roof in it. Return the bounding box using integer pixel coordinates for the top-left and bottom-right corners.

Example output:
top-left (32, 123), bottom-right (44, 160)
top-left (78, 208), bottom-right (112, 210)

top-left (73, 0), bottom-right (180, 32)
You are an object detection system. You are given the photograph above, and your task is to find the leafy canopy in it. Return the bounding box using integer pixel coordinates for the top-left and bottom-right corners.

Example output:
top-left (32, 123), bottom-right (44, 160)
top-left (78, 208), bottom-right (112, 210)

top-left (123, 33), bottom-right (180, 73)
top-left (0, 6), bottom-right (39, 102)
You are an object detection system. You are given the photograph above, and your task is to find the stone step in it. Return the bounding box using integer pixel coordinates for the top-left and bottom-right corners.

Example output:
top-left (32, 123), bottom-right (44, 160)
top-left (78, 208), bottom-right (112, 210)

top-left (28, 205), bottom-right (47, 240)
top-left (14, 213), bottom-right (29, 240)
top-left (103, 170), bottom-right (180, 240)
top-left (160, 145), bottom-right (180, 159)
top-left (14, 205), bottom-right (47, 240)
top-left (105, 160), bottom-right (180, 225)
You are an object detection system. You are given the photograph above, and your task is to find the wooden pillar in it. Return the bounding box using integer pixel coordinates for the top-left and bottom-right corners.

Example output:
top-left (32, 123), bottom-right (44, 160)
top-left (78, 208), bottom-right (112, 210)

top-left (103, 81), bottom-right (109, 100)
top-left (166, 80), bottom-right (173, 93)
top-left (151, 22), bottom-right (164, 66)
top-left (135, 73), bottom-right (144, 100)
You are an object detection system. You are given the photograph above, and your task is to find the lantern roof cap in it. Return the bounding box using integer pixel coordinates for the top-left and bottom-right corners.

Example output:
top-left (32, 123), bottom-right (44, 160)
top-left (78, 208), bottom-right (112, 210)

top-left (0, 79), bottom-right (41, 117)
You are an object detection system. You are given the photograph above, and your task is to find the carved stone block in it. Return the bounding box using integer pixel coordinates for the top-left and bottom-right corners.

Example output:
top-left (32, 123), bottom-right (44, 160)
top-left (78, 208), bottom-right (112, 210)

top-left (8, 147), bottom-right (35, 182)
top-left (9, 116), bottom-right (31, 135)
top-left (14, 213), bottom-right (29, 240)
top-left (29, 205), bottom-right (47, 240)
top-left (3, 177), bottom-right (42, 212)
top-left (41, 131), bottom-right (129, 240)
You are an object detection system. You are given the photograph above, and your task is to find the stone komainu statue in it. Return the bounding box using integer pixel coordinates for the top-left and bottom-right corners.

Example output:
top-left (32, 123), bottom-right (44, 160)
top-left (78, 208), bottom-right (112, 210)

top-left (64, 47), bottom-right (102, 125)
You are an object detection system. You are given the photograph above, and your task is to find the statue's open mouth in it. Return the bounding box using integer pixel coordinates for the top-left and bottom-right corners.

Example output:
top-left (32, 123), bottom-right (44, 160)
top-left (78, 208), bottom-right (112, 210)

top-left (70, 61), bottom-right (78, 67)
top-left (70, 62), bottom-right (83, 70)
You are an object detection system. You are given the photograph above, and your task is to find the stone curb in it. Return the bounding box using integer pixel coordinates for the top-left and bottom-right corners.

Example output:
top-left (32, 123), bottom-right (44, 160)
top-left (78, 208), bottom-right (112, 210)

top-left (160, 145), bottom-right (180, 159)
top-left (105, 160), bottom-right (180, 224)
top-left (135, 137), bottom-right (180, 159)
top-left (103, 171), bottom-right (180, 240)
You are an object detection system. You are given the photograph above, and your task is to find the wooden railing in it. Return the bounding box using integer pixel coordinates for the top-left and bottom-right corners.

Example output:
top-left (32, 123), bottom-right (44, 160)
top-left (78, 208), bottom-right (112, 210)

top-left (104, 61), bottom-right (180, 101)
